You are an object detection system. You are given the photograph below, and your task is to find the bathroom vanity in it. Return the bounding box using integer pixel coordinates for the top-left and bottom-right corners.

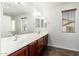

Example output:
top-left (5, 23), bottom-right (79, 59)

top-left (1, 32), bottom-right (48, 56)
top-left (0, 2), bottom-right (48, 56)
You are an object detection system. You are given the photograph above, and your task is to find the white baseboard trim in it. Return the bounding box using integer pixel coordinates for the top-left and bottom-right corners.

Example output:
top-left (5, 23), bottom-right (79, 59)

top-left (48, 44), bottom-right (79, 52)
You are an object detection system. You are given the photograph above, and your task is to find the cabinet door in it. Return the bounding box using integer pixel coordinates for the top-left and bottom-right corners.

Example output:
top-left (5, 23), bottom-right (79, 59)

top-left (37, 37), bottom-right (44, 55)
top-left (9, 46), bottom-right (28, 56)
top-left (25, 46), bottom-right (29, 56)
top-left (43, 34), bottom-right (48, 48)
top-left (29, 41), bottom-right (37, 56)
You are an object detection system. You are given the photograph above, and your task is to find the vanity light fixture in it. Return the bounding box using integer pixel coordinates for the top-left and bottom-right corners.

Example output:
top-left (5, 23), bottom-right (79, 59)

top-left (44, 20), bottom-right (47, 23)
top-left (33, 9), bottom-right (41, 17)
top-left (15, 2), bottom-right (21, 5)
top-left (15, 2), bottom-right (26, 5)
top-left (21, 17), bottom-right (27, 19)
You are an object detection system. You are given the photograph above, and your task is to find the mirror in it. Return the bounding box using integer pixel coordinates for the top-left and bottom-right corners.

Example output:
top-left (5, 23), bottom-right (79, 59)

top-left (62, 8), bottom-right (76, 33)
top-left (1, 2), bottom-right (47, 38)
top-left (1, 15), bottom-right (13, 37)
top-left (1, 14), bottom-right (35, 38)
top-left (35, 18), bottom-right (47, 28)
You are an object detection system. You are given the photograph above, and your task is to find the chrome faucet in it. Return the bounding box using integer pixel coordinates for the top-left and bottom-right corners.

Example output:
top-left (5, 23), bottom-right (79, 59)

top-left (38, 31), bottom-right (40, 34)
top-left (8, 31), bottom-right (18, 41)
top-left (14, 35), bottom-right (18, 41)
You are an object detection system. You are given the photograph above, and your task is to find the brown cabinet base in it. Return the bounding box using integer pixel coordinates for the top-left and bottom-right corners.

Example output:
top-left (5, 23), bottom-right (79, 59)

top-left (29, 41), bottom-right (37, 56)
top-left (9, 34), bottom-right (48, 56)
top-left (37, 37), bottom-right (44, 55)
top-left (9, 46), bottom-right (28, 56)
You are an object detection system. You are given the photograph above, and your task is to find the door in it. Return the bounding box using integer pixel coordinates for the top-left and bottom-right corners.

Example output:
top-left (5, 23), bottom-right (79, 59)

top-left (29, 41), bottom-right (37, 56)
top-left (43, 34), bottom-right (48, 48)
top-left (37, 37), bottom-right (44, 55)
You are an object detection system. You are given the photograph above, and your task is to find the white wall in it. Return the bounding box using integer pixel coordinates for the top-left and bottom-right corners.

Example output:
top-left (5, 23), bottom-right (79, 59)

top-left (0, 3), bottom-right (3, 38)
top-left (48, 3), bottom-right (79, 51)
top-left (0, 3), bottom-right (3, 53)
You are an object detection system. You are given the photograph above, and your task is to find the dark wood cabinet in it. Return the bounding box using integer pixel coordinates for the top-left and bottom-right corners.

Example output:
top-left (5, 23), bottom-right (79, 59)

top-left (43, 34), bottom-right (48, 48)
top-left (9, 34), bottom-right (48, 56)
top-left (25, 46), bottom-right (29, 56)
top-left (29, 41), bottom-right (37, 56)
top-left (9, 46), bottom-right (28, 56)
top-left (37, 37), bottom-right (44, 55)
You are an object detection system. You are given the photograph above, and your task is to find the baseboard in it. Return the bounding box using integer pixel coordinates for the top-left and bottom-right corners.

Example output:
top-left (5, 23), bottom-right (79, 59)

top-left (48, 44), bottom-right (79, 52)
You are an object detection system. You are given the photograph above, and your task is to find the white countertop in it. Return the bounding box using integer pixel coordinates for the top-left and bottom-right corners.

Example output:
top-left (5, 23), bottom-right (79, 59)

top-left (0, 32), bottom-right (48, 56)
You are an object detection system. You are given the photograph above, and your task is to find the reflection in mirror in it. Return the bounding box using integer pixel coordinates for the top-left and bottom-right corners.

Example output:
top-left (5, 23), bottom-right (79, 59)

top-left (41, 19), bottom-right (44, 27)
top-left (62, 8), bottom-right (76, 33)
top-left (35, 18), bottom-right (40, 27)
top-left (41, 19), bottom-right (47, 27)
top-left (1, 14), bottom-right (16, 38)
top-left (9, 20), bottom-right (15, 36)
top-left (35, 18), bottom-right (47, 28)
top-left (1, 15), bottom-right (13, 37)
top-left (1, 2), bottom-right (47, 38)
top-left (33, 8), bottom-right (47, 33)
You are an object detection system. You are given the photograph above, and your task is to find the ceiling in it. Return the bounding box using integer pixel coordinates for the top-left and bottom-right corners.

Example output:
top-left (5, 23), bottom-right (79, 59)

top-left (1, 2), bottom-right (35, 16)
top-left (1, 2), bottom-right (73, 17)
